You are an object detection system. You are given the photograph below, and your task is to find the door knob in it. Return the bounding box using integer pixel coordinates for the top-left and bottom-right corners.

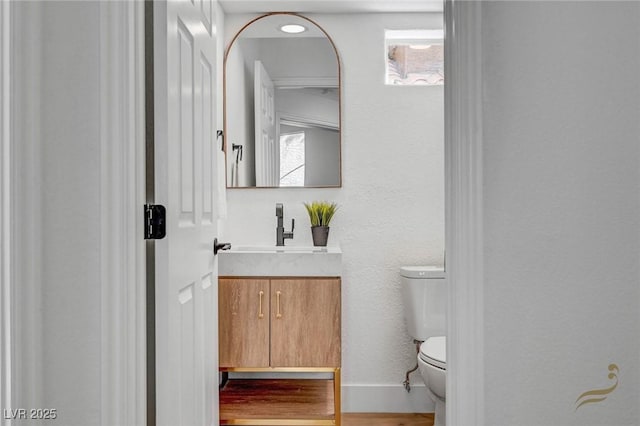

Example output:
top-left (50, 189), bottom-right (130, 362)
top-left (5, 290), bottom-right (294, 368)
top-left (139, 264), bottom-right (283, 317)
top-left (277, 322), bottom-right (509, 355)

top-left (213, 238), bottom-right (231, 255)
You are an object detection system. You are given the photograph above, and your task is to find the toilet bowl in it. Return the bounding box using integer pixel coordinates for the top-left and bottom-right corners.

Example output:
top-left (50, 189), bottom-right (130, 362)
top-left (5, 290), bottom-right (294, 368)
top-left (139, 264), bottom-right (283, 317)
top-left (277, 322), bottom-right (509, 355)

top-left (418, 336), bottom-right (446, 426)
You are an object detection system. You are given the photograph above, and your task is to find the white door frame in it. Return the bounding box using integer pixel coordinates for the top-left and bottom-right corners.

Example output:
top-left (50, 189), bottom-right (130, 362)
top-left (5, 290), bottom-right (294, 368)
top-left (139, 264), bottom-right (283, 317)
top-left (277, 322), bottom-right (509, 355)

top-left (444, 1), bottom-right (485, 425)
top-left (98, 1), bottom-right (147, 425)
top-left (8, 0), bottom-right (43, 413)
top-left (6, 2), bottom-right (147, 424)
top-left (2, 1), bottom-right (484, 425)
top-left (1, 1), bottom-right (12, 423)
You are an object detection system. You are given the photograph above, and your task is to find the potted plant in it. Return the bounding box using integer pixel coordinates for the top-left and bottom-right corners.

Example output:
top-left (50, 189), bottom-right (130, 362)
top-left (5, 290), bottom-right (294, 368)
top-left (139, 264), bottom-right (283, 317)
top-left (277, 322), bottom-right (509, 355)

top-left (303, 201), bottom-right (338, 247)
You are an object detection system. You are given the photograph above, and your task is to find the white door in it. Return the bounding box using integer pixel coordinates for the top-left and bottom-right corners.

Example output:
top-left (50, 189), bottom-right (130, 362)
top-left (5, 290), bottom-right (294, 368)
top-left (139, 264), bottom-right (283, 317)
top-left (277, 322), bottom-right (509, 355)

top-left (153, 1), bottom-right (218, 425)
top-left (254, 60), bottom-right (278, 186)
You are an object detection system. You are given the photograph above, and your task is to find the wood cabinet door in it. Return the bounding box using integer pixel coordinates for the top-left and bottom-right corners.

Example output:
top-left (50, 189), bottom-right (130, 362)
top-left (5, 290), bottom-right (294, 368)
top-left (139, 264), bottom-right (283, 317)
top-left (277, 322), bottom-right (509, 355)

top-left (270, 278), bottom-right (341, 367)
top-left (219, 278), bottom-right (270, 367)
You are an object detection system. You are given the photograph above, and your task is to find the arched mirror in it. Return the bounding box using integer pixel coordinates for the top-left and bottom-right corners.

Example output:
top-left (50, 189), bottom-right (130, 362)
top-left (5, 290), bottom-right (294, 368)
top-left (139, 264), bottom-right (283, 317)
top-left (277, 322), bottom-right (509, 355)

top-left (224, 13), bottom-right (341, 188)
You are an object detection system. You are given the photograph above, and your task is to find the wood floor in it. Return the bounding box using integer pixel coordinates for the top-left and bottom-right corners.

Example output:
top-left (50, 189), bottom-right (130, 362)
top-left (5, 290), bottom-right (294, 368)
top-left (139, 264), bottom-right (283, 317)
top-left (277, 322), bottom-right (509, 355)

top-left (343, 413), bottom-right (434, 426)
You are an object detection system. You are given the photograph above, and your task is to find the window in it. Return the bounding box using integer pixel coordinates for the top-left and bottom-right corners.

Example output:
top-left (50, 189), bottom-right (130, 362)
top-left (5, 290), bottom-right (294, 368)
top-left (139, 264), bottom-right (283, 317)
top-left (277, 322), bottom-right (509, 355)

top-left (385, 29), bottom-right (444, 86)
top-left (279, 131), bottom-right (305, 187)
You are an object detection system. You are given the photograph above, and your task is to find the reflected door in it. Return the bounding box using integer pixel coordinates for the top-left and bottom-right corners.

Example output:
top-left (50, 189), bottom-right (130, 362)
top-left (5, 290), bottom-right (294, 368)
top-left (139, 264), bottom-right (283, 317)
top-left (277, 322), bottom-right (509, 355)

top-left (254, 60), bottom-right (278, 186)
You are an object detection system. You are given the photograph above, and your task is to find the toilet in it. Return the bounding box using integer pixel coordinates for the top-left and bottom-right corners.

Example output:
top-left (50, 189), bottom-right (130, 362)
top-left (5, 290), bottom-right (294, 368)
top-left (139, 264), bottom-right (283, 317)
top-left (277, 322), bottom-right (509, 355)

top-left (400, 266), bottom-right (447, 426)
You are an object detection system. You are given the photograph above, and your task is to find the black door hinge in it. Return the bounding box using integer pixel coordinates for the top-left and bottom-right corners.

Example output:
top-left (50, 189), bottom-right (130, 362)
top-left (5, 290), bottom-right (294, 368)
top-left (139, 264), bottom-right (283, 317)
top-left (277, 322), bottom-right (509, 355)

top-left (144, 204), bottom-right (166, 239)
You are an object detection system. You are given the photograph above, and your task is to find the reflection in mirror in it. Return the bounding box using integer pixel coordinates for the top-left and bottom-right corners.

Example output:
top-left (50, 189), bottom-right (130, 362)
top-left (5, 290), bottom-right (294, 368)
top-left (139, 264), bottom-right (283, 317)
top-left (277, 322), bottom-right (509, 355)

top-left (225, 13), bottom-right (341, 188)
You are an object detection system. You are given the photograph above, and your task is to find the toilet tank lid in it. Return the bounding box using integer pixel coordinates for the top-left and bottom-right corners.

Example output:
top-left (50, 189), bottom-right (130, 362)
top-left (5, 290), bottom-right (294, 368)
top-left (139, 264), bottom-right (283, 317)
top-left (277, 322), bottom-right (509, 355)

top-left (400, 266), bottom-right (445, 279)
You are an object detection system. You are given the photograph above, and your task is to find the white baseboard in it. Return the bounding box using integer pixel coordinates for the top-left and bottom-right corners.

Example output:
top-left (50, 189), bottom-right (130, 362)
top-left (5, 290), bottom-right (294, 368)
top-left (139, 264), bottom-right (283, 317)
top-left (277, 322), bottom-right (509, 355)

top-left (342, 384), bottom-right (434, 413)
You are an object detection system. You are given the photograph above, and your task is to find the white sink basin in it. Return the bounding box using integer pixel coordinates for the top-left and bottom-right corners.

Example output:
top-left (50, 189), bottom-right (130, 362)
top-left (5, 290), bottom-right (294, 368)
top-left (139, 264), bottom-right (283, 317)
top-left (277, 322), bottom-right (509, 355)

top-left (219, 246), bottom-right (341, 276)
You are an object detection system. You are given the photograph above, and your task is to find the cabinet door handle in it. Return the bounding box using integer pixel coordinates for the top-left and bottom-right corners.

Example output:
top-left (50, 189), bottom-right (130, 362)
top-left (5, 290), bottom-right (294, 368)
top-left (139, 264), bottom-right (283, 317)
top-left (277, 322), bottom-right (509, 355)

top-left (258, 290), bottom-right (265, 319)
top-left (276, 291), bottom-right (282, 319)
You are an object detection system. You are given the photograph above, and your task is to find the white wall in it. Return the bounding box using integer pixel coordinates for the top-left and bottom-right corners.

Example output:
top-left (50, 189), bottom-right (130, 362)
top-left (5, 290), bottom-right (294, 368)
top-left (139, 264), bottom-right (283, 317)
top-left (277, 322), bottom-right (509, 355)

top-left (13, 2), bottom-right (104, 424)
top-left (481, 2), bottom-right (640, 424)
top-left (223, 12), bottom-right (444, 412)
top-left (302, 126), bottom-right (340, 186)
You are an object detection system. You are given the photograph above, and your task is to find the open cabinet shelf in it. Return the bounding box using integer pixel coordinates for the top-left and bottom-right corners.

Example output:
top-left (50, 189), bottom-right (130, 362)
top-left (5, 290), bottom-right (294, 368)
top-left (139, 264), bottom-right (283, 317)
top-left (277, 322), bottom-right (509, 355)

top-left (220, 378), bottom-right (338, 425)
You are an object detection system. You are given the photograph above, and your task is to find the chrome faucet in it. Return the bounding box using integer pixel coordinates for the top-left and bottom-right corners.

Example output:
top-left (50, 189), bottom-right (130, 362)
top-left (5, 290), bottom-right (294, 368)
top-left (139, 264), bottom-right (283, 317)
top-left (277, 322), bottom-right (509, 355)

top-left (276, 203), bottom-right (294, 246)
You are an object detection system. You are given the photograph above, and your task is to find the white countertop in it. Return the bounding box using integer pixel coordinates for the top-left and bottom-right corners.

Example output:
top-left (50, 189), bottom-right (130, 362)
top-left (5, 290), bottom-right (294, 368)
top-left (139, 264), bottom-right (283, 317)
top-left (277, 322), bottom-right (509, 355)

top-left (219, 245), bottom-right (342, 277)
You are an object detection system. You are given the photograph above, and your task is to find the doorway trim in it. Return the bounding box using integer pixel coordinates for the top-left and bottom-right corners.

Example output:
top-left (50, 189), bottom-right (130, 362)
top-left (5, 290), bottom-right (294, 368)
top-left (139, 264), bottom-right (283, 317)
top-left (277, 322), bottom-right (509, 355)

top-left (1, 0), bottom-right (12, 421)
top-left (5, 2), bottom-right (147, 423)
top-left (444, 1), bottom-right (485, 425)
top-left (98, 2), bottom-right (147, 425)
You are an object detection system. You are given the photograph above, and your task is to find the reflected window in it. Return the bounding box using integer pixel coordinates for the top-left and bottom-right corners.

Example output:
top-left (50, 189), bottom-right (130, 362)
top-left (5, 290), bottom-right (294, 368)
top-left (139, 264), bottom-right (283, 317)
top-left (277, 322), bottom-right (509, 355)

top-left (385, 29), bottom-right (444, 86)
top-left (280, 131), bottom-right (305, 187)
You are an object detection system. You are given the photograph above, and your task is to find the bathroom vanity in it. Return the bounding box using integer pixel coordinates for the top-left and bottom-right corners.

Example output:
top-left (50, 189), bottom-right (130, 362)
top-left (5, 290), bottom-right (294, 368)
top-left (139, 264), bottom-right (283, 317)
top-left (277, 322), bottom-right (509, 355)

top-left (218, 247), bottom-right (342, 425)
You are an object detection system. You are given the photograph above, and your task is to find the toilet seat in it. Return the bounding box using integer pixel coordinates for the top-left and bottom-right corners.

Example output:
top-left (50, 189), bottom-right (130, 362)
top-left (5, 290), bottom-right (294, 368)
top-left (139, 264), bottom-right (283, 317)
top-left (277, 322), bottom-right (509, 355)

top-left (420, 336), bottom-right (446, 370)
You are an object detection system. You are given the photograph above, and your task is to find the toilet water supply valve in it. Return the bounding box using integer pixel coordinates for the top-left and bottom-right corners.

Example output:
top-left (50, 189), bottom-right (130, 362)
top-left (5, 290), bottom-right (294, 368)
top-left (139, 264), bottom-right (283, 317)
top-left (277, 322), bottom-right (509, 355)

top-left (403, 340), bottom-right (423, 392)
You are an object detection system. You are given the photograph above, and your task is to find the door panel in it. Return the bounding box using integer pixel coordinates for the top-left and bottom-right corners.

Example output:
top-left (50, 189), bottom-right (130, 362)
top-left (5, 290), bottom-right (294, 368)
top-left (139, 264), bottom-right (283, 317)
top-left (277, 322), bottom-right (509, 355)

top-left (178, 283), bottom-right (196, 426)
top-left (270, 279), bottom-right (341, 367)
top-left (200, 0), bottom-right (213, 35)
top-left (254, 60), bottom-right (277, 186)
top-left (219, 279), bottom-right (270, 367)
top-left (201, 55), bottom-right (214, 224)
top-left (177, 20), bottom-right (195, 224)
top-left (154, 0), bottom-right (218, 424)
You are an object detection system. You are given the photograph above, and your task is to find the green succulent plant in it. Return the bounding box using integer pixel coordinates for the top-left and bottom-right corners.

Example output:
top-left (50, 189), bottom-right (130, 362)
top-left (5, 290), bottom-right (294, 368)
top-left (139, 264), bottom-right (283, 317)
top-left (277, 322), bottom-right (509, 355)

top-left (303, 201), bottom-right (338, 227)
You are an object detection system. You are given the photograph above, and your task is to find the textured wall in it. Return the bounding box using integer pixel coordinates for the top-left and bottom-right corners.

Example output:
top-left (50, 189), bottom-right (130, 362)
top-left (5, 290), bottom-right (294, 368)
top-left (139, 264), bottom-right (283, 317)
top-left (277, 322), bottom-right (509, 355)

top-left (482, 2), bottom-right (640, 424)
top-left (223, 12), bottom-right (444, 411)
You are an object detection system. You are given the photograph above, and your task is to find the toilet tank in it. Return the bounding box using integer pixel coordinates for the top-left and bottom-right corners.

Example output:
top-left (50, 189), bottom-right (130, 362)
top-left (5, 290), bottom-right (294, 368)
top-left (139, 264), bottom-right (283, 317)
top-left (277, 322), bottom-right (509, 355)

top-left (400, 266), bottom-right (446, 341)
